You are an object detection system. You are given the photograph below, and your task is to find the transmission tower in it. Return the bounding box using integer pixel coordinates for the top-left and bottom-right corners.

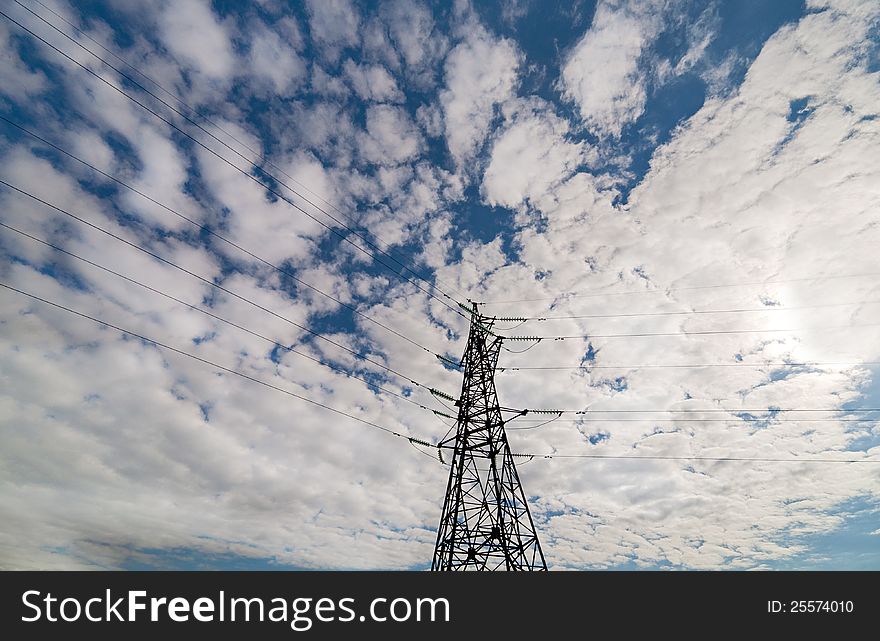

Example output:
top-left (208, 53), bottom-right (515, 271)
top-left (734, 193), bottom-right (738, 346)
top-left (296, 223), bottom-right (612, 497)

top-left (432, 303), bottom-right (547, 571)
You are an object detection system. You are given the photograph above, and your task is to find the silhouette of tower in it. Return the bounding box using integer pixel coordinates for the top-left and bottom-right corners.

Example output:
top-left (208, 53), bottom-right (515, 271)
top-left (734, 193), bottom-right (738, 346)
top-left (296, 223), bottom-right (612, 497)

top-left (432, 303), bottom-right (547, 571)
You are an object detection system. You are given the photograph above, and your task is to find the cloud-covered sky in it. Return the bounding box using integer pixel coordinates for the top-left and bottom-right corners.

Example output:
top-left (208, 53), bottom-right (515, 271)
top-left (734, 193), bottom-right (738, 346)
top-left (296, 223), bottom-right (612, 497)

top-left (1, 0), bottom-right (879, 570)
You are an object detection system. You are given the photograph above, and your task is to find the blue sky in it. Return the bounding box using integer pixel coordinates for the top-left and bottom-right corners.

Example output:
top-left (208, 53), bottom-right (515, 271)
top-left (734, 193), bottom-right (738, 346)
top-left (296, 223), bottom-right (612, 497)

top-left (0, 0), bottom-right (879, 570)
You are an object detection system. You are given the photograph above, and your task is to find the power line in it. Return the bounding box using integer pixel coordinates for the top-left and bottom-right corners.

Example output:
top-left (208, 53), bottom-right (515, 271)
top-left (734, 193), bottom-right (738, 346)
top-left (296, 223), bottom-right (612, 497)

top-left (25, 0), bottom-right (361, 233)
top-left (500, 341), bottom-right (542, 354)
top-left (481, 272), bottom-right (880, 305)
top-left (447, 309), bottom-right (880, 418)
top-left (4, 282), bottom-right (874, 467)
top-left (0, 8), bottom-right (471, 323)
top-left (480, 406), bottom-right (880, 416)
top-left (497, 361), bottom-right (880, 371)
top-left (0, 281), bottom-right (440, 446)
top-left (11, 0), bottom-right (469, 303)
top-left (0, 179), bottom-right (454, 396)
top-left (503, 300), bottom-right (880, 322)
top-left (0, 221), bottom-right (449, 414)
top-left (0, 115), bottom-right (452, 360)
top-left (501, 324), bottom-right (880, 341)
top-left (506, 414), bottom-right (563, 431)
top-left (507, 417), bottom-right (875, 424)
top-left (7, 4), bottom-right (879, 470)
top-left (26, 2), bottom-right (242, 138)
top-left (28, 0), bottom-right (462, 309)
top-left (497, 407), bottom-right (880, 417)
top-left (510, 452), bottom-right (879, 464)
top-left (512, 407), bottom-right (880, 414)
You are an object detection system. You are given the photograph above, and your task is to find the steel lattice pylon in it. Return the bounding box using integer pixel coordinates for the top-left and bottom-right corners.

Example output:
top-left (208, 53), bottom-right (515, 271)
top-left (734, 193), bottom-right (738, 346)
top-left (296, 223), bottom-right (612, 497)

top-left (432, 304), bottom-right (547, 571)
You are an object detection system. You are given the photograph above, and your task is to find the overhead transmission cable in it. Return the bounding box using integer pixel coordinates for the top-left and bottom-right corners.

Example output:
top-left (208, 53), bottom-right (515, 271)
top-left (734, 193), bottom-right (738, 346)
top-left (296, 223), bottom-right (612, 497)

top-left (24, 0), bottom-right (373, 238)
top-left (501, 300), bottom-right (880, 322)
top-left (499, 324), bottom-right (880, 342)
top-left (10, 0), bottom-right (469, 302)
top-left (496, 361), bottom-right (880, 371)
top-left (0, 180), bottom-right (458, 402)
top-left (18, 8), bottom-right (873, 377)
top-left (22, 177), bottom-right (847, 419)
top-left (482, 272), bottom-right (880, 305)
top-left (0, 221), bottom-right (454, 415)
top-left (0, 8), bottom-right (471, 323)
top-left (507, 451), bottom-right (879, 464)
top-left (0, 116), bottom-right (454, 363)
top-left (0, 282), bottom-right (441, 447)
top-left (3, 281), bottom-right (875, 466)
top-left (507, 407), bottom-right (880, 414)
top-left (507, 417), bottom-right (876, 425)
top-left (5, 4), bottom-right (876, 469)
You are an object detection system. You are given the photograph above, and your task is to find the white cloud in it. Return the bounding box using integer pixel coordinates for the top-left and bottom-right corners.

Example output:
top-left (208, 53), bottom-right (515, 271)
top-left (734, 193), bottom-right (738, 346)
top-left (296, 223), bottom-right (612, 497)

top-left (248, 18), bottom-right (307, 95)
top-left (0, 21), bottom-right (48, 99)
top-left (384, 0), bottom-right (447, 75)
top-left (342, 59), bottom-right (403, 102)
top-left (288, 101), bottom-right (356, 164)
top-left (416, 102), bottom-right (444, 137)
top-left (156, 0), bottom-right (235, 81)
top-left (482, 99), bottom-right (592, 209)
top-left (358, 104), bottom-right (422, 165)
top-left (560, 1), bottom-right (721, 138)
top-left (306, 0), bottom-right (360, 61)
top-left (560, 1), bottom-right (659, 137)
top-left (310, 65), bottom-right (350, 98)
top-left (66, 128), bottom-right (115, 175)
top-left (195, 140), bottom-right (323, 266)
top-left (122, 124), bottom-right (204, 232)
top-left (440, 25), bottom-right (520, 165)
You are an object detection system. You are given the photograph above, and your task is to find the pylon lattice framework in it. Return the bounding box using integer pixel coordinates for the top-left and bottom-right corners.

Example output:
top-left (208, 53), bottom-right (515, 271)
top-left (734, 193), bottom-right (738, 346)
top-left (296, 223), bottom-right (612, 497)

top-left (432, 304), bottom-right (547, 571)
